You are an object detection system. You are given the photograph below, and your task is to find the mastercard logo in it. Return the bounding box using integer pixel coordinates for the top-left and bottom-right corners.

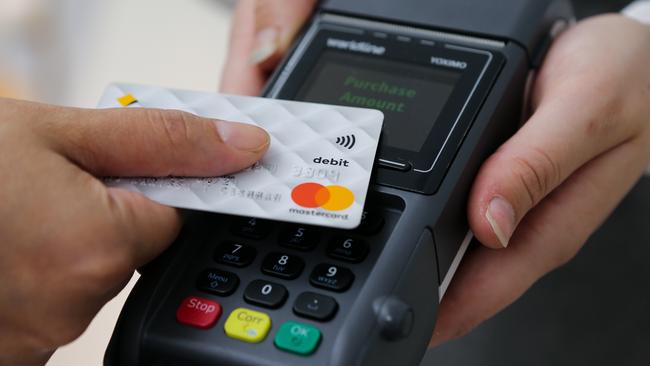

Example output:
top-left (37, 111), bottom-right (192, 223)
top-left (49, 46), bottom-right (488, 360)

top-left (291, 183), bottom-right (354, 211)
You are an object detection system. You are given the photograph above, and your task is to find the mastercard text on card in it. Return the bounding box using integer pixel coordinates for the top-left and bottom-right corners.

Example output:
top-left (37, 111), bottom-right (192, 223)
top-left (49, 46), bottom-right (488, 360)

top-left (98, 83), bottom-right (384, 229)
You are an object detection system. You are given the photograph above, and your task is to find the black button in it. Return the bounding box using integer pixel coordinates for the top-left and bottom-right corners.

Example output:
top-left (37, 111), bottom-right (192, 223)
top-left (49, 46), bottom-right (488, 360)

top-left (231, 217), bottom-right (271, 239)
top-left (377, 159), bottom-right (411, 172)
top-left (376, 297), bottom-right (414, 341)
top-left (279, 225), bottom-right (320, 251)
top-left (196, 268), bottom-right (239, 296)
top-left (327, 236), bottom-right (368, 263)
top-left (309, 263), bottom-right (354, 292)
top-left (214, 241), bottom-right (256, 267)
top-left (293, 292), bottom-right (338, 321)
top-left (243, 279), bottom-right (288, 309)
top-left (261, 252), bottom-right (305, 280)
top-left (355, 210), bottom-right (385, 235)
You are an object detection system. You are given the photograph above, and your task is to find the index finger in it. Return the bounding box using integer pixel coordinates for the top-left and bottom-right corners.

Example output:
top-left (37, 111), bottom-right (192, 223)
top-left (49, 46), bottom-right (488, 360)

top-left (220, 0), bottom-right (266, 95)
top-left (220, 0), bottom-right (316, 95)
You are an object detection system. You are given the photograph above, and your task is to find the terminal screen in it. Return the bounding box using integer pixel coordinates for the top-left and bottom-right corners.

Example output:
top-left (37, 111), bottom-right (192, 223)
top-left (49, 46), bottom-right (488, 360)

top-left (297, 50), bottom-right (462, 152)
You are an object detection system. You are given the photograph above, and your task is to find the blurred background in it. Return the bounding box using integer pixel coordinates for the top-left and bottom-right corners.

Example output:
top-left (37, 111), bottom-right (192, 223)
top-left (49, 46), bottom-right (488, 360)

top-left (1, 1), bottom-right (235, 365)
top-left (0, 0), bottom-right (646, 365)
top-left (0, 0), bottom-right (234, 107)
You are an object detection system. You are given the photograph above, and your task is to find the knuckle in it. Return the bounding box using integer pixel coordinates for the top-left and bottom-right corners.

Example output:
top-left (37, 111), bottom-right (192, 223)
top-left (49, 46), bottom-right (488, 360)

top-left (510, 147), bottom-right (562, 206)
top-left (148, 109), bottom-right (197, 150)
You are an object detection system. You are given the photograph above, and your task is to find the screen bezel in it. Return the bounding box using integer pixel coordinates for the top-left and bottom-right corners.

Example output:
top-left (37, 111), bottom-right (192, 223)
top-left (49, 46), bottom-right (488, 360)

top-left (271, 28), bottom-right (491, 171)
top-left (264, 15), bottom-right (505, 194)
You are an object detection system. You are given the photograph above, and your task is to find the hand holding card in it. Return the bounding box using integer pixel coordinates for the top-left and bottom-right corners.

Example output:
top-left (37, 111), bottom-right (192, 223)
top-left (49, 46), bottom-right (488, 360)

top-left (0, 97), bottom-right (273, 364)
top-left (99, 84), bottom-right (384, 229)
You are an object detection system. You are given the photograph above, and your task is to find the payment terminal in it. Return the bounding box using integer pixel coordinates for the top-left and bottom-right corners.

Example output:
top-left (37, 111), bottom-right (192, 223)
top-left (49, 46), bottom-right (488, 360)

top-left (105, 0), bottom-right (574, 365)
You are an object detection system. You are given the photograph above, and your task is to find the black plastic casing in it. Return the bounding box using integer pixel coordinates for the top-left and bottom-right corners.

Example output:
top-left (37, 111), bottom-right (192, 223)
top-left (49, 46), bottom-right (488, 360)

top-left (319, 0), bottom-right (573, 67)
top-left (105, 1), bottom-right (573, 365)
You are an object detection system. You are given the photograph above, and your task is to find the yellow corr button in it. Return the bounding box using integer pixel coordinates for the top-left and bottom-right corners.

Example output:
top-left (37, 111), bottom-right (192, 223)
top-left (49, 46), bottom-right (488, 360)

top-left (117, 94), bottom-right (137, 107)
top-left (224, 307), bottom-right (271, 343)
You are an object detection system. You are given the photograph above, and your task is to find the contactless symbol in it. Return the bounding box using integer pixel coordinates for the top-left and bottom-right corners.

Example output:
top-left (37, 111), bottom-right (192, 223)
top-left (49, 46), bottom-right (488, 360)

top-left (117, 94), bottom-right (138, 107)
top-left (291, 183), bottom-right (354, 211)
top-left (334, 134), bottom-right (356, 149)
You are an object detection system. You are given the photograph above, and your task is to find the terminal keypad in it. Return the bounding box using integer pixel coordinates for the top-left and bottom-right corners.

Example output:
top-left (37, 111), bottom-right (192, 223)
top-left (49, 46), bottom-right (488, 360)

top-left (176, 207), bottom-right (388, 357)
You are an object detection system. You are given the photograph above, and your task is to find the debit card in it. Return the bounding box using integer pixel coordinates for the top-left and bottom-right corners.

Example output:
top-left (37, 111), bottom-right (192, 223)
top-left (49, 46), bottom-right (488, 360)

top-left (98, 83), bottom-right (384, 229)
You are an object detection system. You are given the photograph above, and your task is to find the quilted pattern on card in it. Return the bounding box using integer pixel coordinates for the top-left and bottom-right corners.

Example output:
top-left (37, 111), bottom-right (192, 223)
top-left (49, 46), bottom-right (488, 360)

top-left (98, 84), bottom-right (383, 229)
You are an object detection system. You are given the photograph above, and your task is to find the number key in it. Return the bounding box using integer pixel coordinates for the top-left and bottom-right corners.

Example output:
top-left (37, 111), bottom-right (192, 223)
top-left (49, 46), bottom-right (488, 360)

top-left (327, 236), bottom-right (368, 263)
top-left (261, 252), bottom-right (305, 279)
top-left (231, 217), bottom-right (271, 239)
top-left (356, 210), bottom-right (385, 235)
top-left (196, 268), bottom-right (239, 296)
top-left (244, 279), bottom-right (288, 309)
top-left (310, 263), bottom-right (354, 292)
top-left (293, 292), bottom-right (338, 321)
top-left (214, 241), bottom-right (256, 267)
top-left (279, 225), bottom-right (319, 251)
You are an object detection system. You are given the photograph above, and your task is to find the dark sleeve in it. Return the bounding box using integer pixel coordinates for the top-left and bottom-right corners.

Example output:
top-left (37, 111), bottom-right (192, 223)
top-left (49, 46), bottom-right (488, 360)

top-left (571, 0), bottom-right (633, 18)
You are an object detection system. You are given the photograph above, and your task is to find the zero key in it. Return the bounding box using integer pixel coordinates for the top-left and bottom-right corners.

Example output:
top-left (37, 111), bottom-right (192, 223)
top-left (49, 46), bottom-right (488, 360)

top-left (244, 279), bottom-right (288, 309)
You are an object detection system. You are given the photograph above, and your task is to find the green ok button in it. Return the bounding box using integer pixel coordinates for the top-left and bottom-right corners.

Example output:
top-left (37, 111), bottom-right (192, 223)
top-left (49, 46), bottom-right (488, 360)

top-left (274, 321), bottom-right (321, 355)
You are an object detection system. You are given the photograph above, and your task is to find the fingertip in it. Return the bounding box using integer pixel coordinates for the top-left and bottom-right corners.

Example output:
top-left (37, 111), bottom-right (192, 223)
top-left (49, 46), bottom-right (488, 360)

top-left (248, 27), bottom-right (281, 68)
top-left (213, 120), bottom-right (270, 154)
top-left (469, 213), bottom-right (507, 250)
top-left (485, 196), bottom-right (516, 248)
top-left (248, 0), bottom-right (316, 70)
top-left (195, 120), bottom-right (269, 177)
top-left (468, 166), bottom-right (513, 250)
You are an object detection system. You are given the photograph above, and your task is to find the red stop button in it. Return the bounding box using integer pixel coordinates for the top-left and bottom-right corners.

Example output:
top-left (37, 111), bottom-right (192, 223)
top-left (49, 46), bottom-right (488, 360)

top-left (176, 296), bottom-right (222, 329)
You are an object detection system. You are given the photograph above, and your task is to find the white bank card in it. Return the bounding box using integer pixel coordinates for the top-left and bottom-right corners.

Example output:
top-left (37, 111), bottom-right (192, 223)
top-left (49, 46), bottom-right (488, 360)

top-left (98, 84), bottom-right (384, 229)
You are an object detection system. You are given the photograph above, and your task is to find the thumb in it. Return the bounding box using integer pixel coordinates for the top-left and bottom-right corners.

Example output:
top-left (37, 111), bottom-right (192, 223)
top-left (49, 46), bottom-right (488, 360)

top-left (468, 85), bottom-right (636, 249)
top-left (44, 106), bottom-right (270, 177)
top-left (248, 0), bottom-right (317, 70)
top-left (104, 187), bottom-right (183, 267)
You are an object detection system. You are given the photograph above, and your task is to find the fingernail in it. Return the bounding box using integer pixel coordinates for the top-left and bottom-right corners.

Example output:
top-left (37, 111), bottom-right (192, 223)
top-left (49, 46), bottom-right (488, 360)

top-left (248, 27), bottom-right (279, 65)
top-left (214, 120), bottom-right (270, 153)
top-left (485, 196), bottom-right (516, 248)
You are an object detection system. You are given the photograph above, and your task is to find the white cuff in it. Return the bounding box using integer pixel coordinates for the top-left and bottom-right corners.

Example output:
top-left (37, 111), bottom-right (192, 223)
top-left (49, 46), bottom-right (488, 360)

top-left (623, 0), bottom-right (650, 24)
